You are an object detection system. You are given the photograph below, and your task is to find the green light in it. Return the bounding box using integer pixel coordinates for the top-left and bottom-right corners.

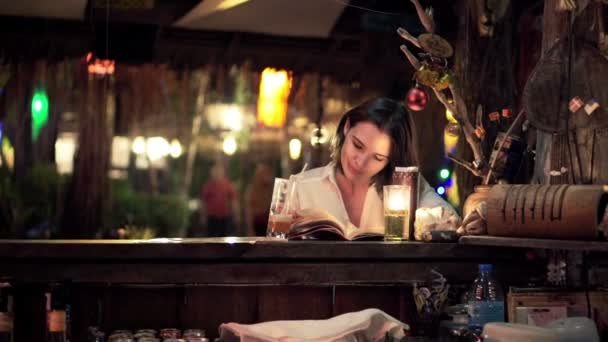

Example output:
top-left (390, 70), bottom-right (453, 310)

top-left (439, 168), bottom-right (450, 180)
top-left (31, 90), bottom-right (49, 140)
top-left (33, 100), bottom-right (43, 112)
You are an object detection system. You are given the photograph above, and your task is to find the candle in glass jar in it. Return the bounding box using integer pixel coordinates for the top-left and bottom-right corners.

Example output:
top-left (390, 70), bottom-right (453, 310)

top-left (383, 185), bottom-right (411, 241)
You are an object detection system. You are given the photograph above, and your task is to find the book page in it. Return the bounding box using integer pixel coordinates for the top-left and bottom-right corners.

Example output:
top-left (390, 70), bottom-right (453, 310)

top-left (288, 208), bottom-right (347, 240)
top-left (346, 224), bottom-right (384, 240)
top-left (289, 208), bottom-right (384, 241)
top-left (292, 208), bottom-right (344, 228)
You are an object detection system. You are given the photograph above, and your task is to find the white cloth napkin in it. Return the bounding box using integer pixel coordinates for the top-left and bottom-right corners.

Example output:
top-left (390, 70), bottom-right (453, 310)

top-left (218, 308), bottom-right (409, 342)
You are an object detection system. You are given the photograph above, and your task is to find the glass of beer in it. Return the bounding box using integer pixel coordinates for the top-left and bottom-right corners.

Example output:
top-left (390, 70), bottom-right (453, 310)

top-left (383, 184), bottom-right (411, 241)
top-left (266, 178), bottom-right (293, 238)
top-left (267, 214), bottom-right (292, 238)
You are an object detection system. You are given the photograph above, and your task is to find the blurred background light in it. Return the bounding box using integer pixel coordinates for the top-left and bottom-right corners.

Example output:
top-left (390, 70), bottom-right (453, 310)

top-left (310, 127), bottom-right (328, 146)
top-left (111, 136), bottom-right (131, 168)
top-left (132, 136), bottom-right (146, 155)
top-left (257, 68), bottom-right (291, 128)
top-left (289, 138), bottom-right (302, 160)
top-left (223, 106), bottom-right (243, 131)
top-left (170, 139), bottom-right (183, 158)
top-left (55, 133), bottom-right (77, 174)
top-left (222, 135), bottom-right (237, 155)
top-left (146, 137), bottom-right (170, 161)
top-left (31, 89), bottom-right (49, 141)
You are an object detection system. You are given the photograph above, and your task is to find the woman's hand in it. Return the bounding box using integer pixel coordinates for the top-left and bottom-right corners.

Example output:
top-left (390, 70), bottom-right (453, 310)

top-left (457, 202), bottom-right (487, 235)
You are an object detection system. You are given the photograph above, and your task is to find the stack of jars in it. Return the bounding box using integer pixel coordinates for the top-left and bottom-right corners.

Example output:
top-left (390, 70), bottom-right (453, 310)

top-left (89, 327), bottom-right (208, 342)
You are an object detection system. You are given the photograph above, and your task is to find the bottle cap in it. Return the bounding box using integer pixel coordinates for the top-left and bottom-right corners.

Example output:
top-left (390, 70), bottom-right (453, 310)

top-left (479, 264), bottom-right (493, 272)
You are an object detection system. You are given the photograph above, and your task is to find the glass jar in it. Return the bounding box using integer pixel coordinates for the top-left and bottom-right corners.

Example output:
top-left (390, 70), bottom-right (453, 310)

top-left (182, 329), bottom-right (204, 338)
top-left (159, 329), bottom-right (181, 339)
top-left (108, 331), bottom-right (133, 342)
top-left (137, 338), bottom-right (160, 342)
top-left (134, 329), bottom-right (156, 340)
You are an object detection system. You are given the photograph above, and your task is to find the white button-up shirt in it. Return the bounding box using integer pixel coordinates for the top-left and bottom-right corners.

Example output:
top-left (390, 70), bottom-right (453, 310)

top-left (291, 163), bottom-right (457, 230)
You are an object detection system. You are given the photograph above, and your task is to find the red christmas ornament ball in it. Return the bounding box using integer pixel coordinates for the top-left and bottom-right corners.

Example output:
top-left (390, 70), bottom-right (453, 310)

top-left (405, 87), bottom-right (428, 111)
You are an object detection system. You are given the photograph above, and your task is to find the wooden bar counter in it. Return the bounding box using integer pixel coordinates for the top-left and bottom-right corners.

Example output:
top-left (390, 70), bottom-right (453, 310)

top-left (0, 238), bottom-right (543, 340)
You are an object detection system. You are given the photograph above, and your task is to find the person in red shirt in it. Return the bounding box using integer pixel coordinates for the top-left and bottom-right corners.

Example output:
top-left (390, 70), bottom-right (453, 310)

top-left (201, 163), bottom-right (239, 237)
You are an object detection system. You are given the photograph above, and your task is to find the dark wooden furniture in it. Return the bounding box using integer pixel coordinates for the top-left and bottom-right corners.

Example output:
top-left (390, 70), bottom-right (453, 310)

top-left (0, 238), bottom-right (543, 340)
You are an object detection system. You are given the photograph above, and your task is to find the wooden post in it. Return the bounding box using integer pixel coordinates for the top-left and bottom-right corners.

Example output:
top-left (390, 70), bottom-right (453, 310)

top-left (61, 70), bottom-right (113, 238)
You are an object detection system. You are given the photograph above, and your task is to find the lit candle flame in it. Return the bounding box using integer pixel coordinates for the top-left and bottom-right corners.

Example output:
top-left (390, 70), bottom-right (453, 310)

top-left (387, 193), bottom-right (407, 211)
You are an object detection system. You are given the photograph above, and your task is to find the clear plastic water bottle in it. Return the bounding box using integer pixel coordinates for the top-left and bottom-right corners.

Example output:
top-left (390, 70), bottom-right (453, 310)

top-left (467, 264), bottom-right (505, 332)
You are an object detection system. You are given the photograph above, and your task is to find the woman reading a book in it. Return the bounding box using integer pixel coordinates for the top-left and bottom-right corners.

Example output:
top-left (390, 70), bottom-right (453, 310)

top-left (290, 97), bottom-right (458, 234)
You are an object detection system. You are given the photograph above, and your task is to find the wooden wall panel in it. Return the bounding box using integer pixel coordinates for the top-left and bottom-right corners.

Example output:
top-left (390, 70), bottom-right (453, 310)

top-left (257, 286), bottom-right (333, 322)
top-left (101, 286), bottom-right (180, 332)
top-left (333, 286), bottom-right (402, 318)
top-left (71, 286), bottom-right (104, 342)
top-left (183, 286), bottom-right (258, 339)
top-left (589, 291), bottom-right (608, 341)
top-left (13, 284), bottom-right (46, 342)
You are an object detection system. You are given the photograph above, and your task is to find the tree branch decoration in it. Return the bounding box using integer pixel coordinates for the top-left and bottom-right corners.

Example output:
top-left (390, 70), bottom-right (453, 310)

top-left (398, 0), bottom-right (522, 184)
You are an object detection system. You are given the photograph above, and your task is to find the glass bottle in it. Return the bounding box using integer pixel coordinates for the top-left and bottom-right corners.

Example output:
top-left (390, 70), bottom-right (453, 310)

top-left (0, 281), bottom-right (13, 342)
top-left (88, 327), bottom-right (106, 342)
top-left (90, 331), bottom-right (105, 342)
top-left (46, 283), bottom-right (68, 342)
top-left (467, 264), bottom-right (505, 333)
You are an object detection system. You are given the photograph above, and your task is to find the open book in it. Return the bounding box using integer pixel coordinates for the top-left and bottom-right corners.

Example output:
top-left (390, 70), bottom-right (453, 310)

top-left (287, 208), bottom-right (384, 241)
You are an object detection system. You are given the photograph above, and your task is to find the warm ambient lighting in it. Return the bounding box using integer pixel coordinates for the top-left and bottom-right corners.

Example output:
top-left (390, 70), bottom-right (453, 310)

top-left (86, 52), bottom-right (115, 75)
top-left (55, 133), bottom-right (77, 174)
top-left (170, 139), bottom-right (183, 158)
top-left (445, 109), bottom-right (458, 124)
top-left (146, 137), bottom-right (170, 161)
top-left (257, 68), bottom-right (292, 128)
top-left (442, 109), bottom-right (459, 206)
top-left (217, 0), bottom-right (249, 11)
top-left (223, 136), bottom-right (237, 155)
top-left (130, 136), bottom-right (181, 160)
top-left (223, 106), bottom-right (243, 131)
top-left (1, 134), bottom-right (14, 169)
top-left (289, 138), bottom-right (302, 160)
top-left (111, 136), bottom-right (131, 168)
top-left (310, 127), bottom-right (329, 146)
top-left (387, 194), bottom-right (407, 211)
top-left (132, 136), bottom-right (146, 154)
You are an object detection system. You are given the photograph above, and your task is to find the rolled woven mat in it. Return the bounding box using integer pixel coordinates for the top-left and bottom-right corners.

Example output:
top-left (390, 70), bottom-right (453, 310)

top-left (486, 184), bottom-right (608, 240)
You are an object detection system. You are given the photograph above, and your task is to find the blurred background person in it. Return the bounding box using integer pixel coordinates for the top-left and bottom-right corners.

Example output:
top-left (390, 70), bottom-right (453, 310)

top-left (245, 164), bottom-right (275, 236)
top-left (201, 163), bottom-right (240, 237)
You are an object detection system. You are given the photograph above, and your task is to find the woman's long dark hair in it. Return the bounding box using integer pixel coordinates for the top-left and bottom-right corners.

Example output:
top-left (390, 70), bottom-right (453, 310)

top-left (331, 97), bottom-right (419, 194)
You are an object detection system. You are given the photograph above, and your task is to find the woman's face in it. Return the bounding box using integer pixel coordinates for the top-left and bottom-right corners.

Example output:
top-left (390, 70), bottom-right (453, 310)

top-left (340, 120), bottom-right (391, 183)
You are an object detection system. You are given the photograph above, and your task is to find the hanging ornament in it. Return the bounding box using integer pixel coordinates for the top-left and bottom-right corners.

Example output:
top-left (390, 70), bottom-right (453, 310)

top-left (405, 85), bottom-right (428, 111)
